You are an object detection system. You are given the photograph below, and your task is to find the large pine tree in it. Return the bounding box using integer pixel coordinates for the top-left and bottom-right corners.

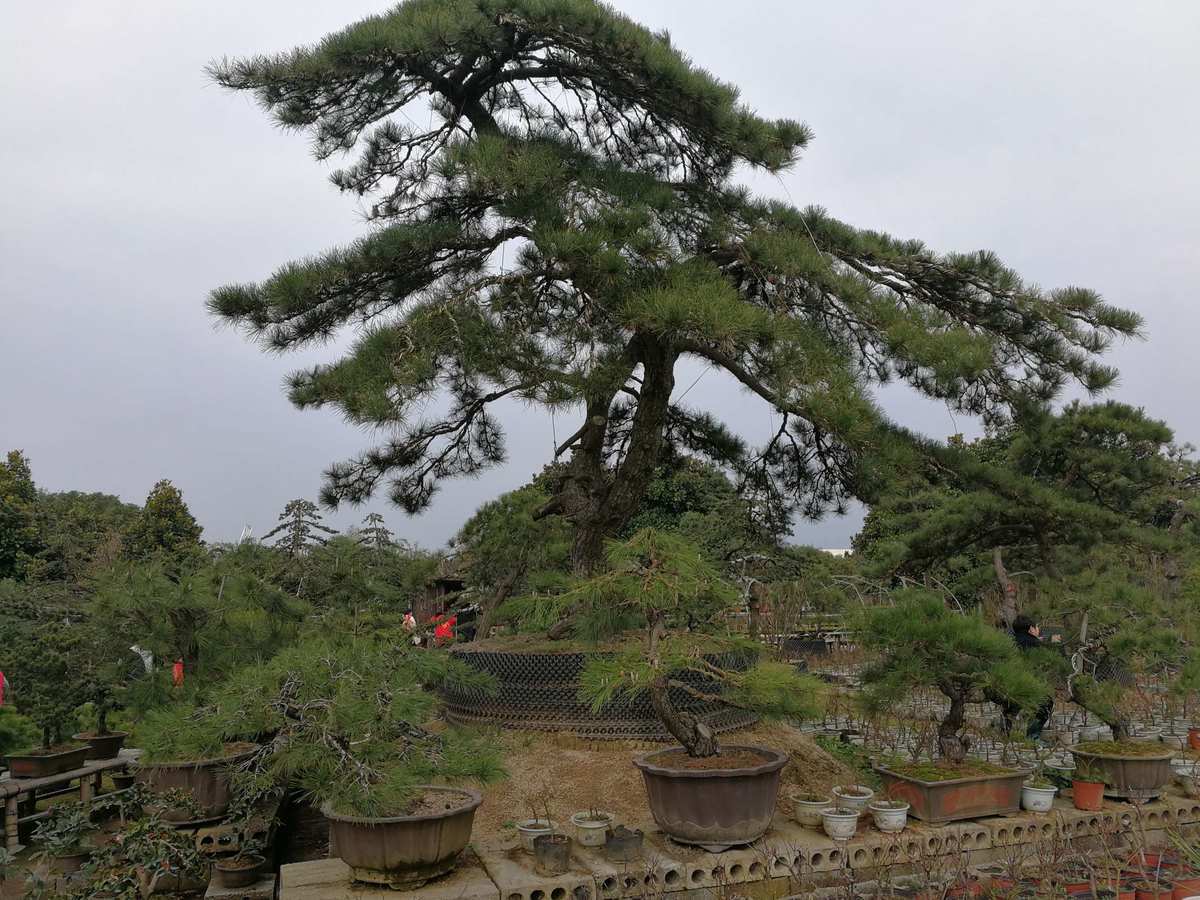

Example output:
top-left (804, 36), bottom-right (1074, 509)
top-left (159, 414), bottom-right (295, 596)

top-left (209, 1), bottom-right (1140, 570)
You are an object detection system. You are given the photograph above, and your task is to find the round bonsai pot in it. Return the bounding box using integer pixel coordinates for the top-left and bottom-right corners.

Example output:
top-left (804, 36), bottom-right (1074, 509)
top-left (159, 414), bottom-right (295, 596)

top-left (821, 806), bottom-right (860, 842)
top-left (1020, 783), bottom-right (1058, 813)
top-left (832, 784), bottom-right (875, 813)
top-left (1072, 745), bottom-right (1174, 800)
top-left (112, 771), bottom-right (137, 790)
top-left (517, 818), bottom-right (553, 852)
top-left (213, 854), bottom-right (267, 889)
top-left (135, 746), bottom-right (255, 822)
top-left (793, 795), bottom-right (831, 829)
top-left (73, 731), bottom-right (128, 760)
top-left (869, 800), bottom-right (909, 833)
top-left (322, 786), bottom-right (482, 890)
top-left (569, 811), bottom-right (612, 847)
top-left (633, 745), bottom-right (786, 852)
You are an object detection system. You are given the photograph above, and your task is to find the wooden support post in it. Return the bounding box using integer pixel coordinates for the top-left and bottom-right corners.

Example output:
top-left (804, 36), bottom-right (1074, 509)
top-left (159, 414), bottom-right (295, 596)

top-left (4, 795), bottom-right (18, 852)
top-left (79, 774), bottom-right (94, 804)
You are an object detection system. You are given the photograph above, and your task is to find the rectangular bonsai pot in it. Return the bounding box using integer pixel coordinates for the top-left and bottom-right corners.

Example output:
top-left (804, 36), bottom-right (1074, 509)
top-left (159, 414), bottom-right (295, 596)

top-left (874, 763), bottom-right (1031, 824)
top-left (6, 745), bottom-right (91, 779)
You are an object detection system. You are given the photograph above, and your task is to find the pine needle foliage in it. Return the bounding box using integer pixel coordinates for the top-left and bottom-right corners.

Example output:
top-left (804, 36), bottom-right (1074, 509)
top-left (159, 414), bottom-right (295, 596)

top-left (261, 498), bottom-right (338, 556)
top-left (138, 636), bottom-right (502, 817)
top-left (514, 528), bottom-right (823, 756)
top-left (207, 1), bottom-right (1140, 569)
top-left (857, 591), bottom-right (1047, 762)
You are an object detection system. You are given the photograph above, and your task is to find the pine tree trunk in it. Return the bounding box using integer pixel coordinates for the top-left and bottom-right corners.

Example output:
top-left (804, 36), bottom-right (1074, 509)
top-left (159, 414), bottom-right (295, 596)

top-left (649, 674), bottom-right (719, 757)
top-left (473, 564), bottom-right (525, 642)
top-left (937, 689), bottom-right (968, 762)
top-left (993, 547), bottom-right (1017, 627)
top-left (569, 335), bottom-right (677, 572)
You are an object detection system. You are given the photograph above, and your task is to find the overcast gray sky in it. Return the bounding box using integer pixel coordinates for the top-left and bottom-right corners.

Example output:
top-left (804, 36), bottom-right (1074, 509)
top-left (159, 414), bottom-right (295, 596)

top-left (2, 1), bottom-right (1197, 550)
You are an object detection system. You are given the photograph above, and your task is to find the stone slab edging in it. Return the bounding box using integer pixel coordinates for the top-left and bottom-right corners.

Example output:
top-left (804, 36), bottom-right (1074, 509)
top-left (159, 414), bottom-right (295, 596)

top-left (279, 793), bottom-right (1200, 900)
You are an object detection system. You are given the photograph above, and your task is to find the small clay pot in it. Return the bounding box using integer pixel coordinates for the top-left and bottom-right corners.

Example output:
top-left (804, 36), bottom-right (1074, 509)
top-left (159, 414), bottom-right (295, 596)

top-left (533, 833), bottom-right (570, 877)
top-left (604, 825), bottom-right (643, 862)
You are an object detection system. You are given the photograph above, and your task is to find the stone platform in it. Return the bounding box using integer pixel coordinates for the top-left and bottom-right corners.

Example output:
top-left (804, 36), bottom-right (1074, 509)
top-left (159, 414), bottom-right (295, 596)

top-left (280, 793), bottom-right (1200, 900)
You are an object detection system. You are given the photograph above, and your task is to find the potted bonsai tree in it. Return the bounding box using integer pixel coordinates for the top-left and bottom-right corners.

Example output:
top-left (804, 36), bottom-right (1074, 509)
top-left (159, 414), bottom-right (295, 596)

top-left (858, 590), bottom-right (1049, 823)
top-left (546, 530), bottom-right (823, 851)
top-left (5, 627), bottom-right (91, 778)
top-left (176, 635), bottom-right (504, 890)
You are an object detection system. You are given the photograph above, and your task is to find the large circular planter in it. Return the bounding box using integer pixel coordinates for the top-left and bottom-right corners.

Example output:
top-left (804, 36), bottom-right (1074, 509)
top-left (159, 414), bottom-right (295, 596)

top-left (634, 745), bottom-right (786, 852)
top-left (135, 747), bottom-right (255, 822)
top-left (73, 731), bottom-right (128, 760)
top-left (322, 786), bottom-right (482, 890)
top-left (1072, 746), bottom-right (1174, 800)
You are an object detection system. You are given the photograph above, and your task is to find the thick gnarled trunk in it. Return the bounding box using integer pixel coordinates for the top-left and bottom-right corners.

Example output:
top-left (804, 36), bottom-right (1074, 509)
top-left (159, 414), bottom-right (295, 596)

top-left (937, 688), bottom-right (969, 763)
top-left (567, 335), bottom-right (678, 572)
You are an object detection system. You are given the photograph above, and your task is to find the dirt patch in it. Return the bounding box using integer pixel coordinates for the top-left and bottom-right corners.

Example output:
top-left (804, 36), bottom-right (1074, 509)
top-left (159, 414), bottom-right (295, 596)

top-left (474, 720), bottom-right (856, 837)
top-left (653, 749), bottom-right (772, 770)
top-left (405, 789), bottom-right (475, 817)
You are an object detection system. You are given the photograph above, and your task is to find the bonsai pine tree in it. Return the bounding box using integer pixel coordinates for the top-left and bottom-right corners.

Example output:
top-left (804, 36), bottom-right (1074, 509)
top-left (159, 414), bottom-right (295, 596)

top-left (145, 636), bottom-right (503, 816)
top-left (208, 0), bottom-right (1139, 571)
top-left (517, 529), bottom-right (822, 757)
top-left (858, 591), bottom-right (1047, 762)
top-left (123, 479), bottom-right (203, 560)
top-left (262, 498), bottom-right (337, 556)
top-left (857, 402), bottom-right (1179, 622)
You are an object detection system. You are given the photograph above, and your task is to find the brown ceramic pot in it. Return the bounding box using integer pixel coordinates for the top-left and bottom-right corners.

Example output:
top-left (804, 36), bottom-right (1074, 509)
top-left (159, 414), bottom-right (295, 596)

top-left (633, 745), bottom-right (786, 851)
top-left (73, 731), bottom-right (128, 760)
top-left (322, 786), bottom-right (482, 890)
top-left (135, 748), bottom-right (254, 822)
top-left (5, 744), bottom-right (90, 779)
top-left (1071, 747), bottom-right (1174, 800)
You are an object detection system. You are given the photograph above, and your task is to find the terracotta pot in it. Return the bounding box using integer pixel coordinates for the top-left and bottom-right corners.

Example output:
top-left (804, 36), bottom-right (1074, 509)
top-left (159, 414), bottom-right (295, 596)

top-left (73, 731), bottom-right (128, 760)
top-left (5, 744), bottom-right (90, 778)
top-left (1072, 747), bottom-right (1174, 800)
top-left (213, 854), bottom-right (267, 889)
top-left (1170, 870), bottom-right (1200, 900)
top-left (322, 786), bottom-right (482, 890)
top-left (1134, 883), bottom-right (1173, 900)
top-left (633, 745), bottom-right (786, 851)
top-left (135, 748), bottom-right (255, 822)
top-left (1072, 779), bottom-right (1105, 811)
top-left (1188, 728), bottom-right (1200, 751)
top-left (873, 763), bottom-right (1030, 824)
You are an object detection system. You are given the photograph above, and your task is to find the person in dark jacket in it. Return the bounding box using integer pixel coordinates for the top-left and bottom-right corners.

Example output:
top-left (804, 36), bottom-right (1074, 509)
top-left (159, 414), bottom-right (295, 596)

top-left (1009, 614), bottom-right (1054, 740)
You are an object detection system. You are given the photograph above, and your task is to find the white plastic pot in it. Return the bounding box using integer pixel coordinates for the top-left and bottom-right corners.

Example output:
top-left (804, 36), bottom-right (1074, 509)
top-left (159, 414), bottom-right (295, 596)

top-left (517, 819), bottom-right (553, 852)
top-left (832, 784), bottom-right (875, 813)
top-left (793, 796), bottom-right (831, 829)
top-left (1021, 784), bottom-right (1058, 813)
top-left (868, 800), bottom-right (909, 833)
top-left (569, 811), bottom-right (612, 848)
top-left (821, 807), bottom-right (860, 842)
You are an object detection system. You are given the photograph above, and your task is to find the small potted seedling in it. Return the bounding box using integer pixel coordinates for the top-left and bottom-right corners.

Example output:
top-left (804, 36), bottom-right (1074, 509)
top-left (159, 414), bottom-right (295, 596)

top-left (1020, 773), bottom-right (1058, 814)
top-left (793, 791), bottom-right (832, 829)
top-left (568, 805), bottom-right (613, 848)
top-left (832, 784), bottom-right (874, 813)
top-left (868, 797), bottom-right (910, 833)
top-left (517, 792), bottom-right (556, 853)
top-left (213, 836), bottom-right (269, 889)
top-left (820, 806), bottom-right (860, 842)
top-left (1072, 761), bottom-right (1106, 811)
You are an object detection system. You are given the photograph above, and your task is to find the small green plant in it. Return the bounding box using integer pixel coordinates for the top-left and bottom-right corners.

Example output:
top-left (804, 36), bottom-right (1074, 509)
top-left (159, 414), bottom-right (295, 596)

top-left (74, 806), bottom-right (207, 900)
top-left (1074, 761), bottom-right (1109, 785)
top-left (31, 801), bottom-right (97, 859)
top-left (0, 847), bottom-right (14, 885)
top-left (0, 706), bottom-right (40, 756)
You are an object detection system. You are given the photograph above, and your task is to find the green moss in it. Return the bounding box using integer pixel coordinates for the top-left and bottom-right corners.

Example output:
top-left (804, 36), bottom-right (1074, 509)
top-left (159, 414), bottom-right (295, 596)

top-left (883, 758), bottom-right (1015, 782)
top-left (1074, 740), bottom-right (1173, 757)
